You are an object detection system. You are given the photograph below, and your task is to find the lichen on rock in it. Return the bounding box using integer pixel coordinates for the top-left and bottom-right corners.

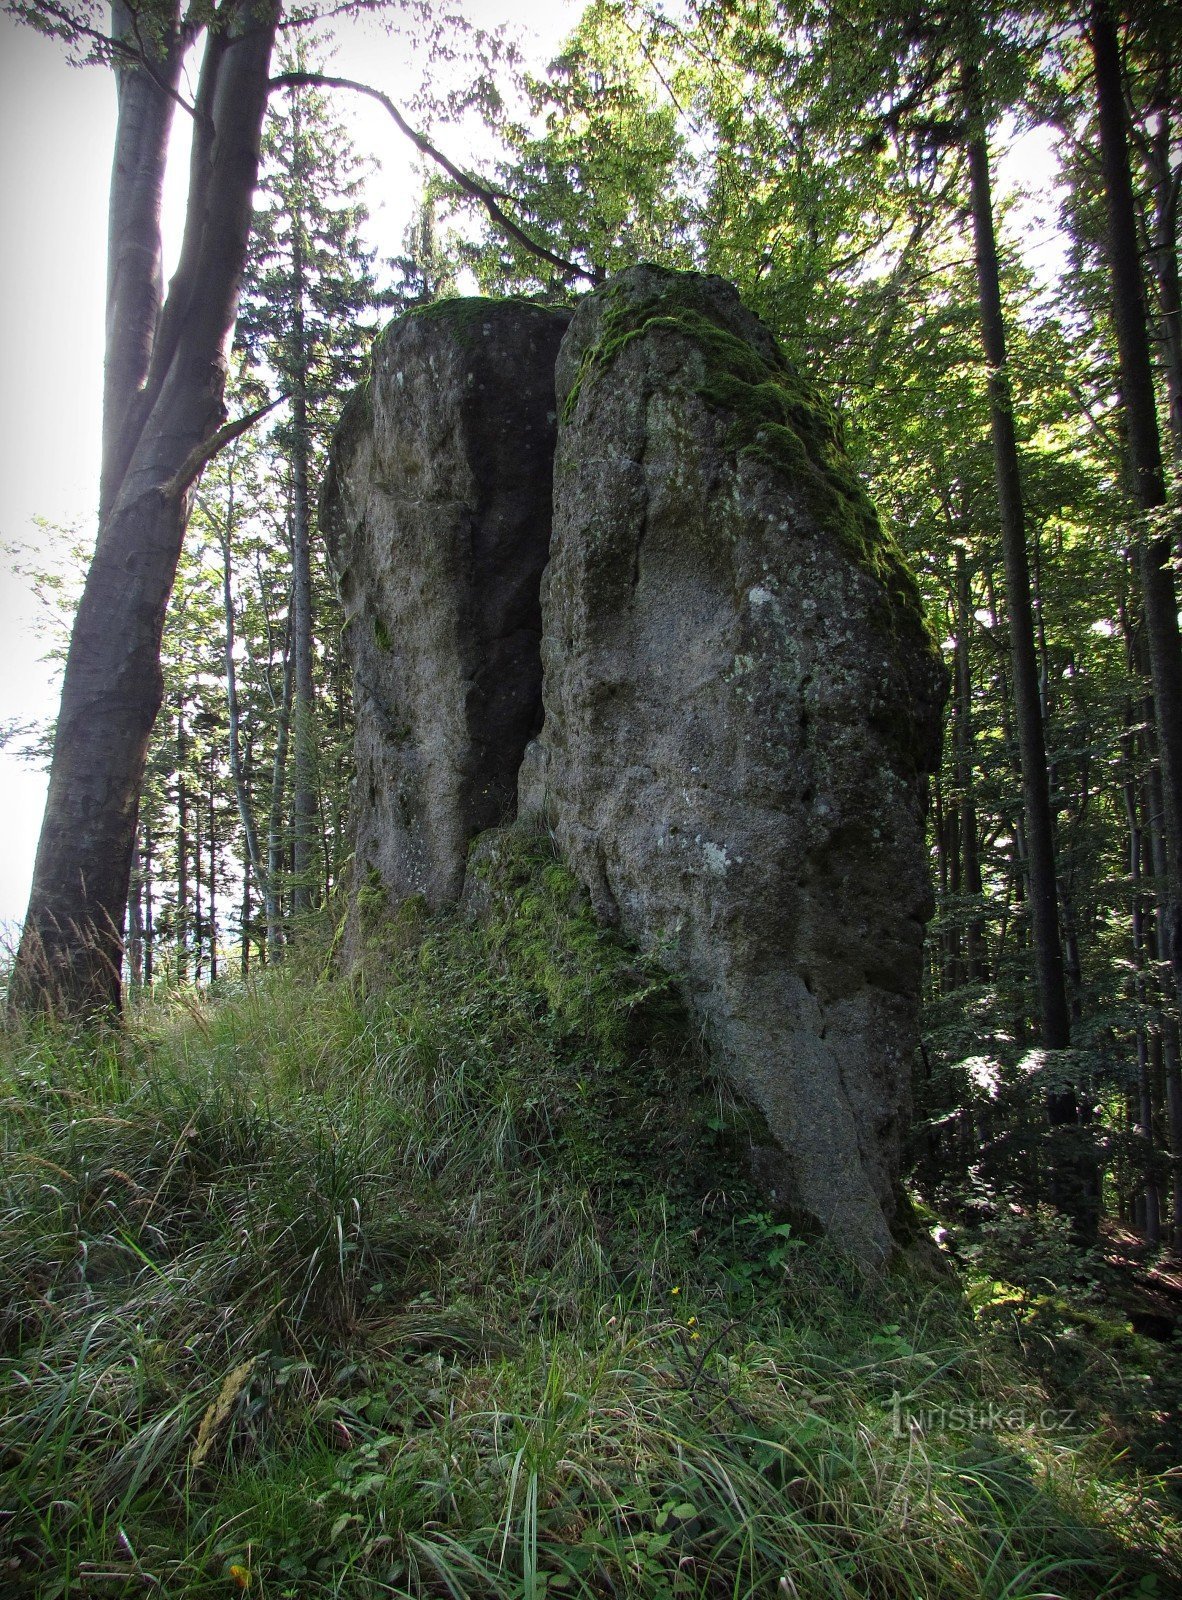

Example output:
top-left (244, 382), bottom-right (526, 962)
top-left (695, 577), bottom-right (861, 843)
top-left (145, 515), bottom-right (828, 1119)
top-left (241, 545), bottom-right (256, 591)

top-left (522, 264), bottom-right (947, 1265)
top-left (322, 296), bottom-right (571, 965)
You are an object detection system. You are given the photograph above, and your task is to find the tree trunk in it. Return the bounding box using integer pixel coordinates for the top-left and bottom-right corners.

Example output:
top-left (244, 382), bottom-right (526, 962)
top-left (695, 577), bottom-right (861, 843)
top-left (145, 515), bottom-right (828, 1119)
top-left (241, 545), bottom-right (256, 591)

top-left (193, 778), bottom-right (204, 984)
top-left (1140, 64), bottom-right (1182, 464)
top-left (268, 630), bottom-right (295, 953)
top-left (221, 521), bottom-right (277, 936)
top-left (127, 832), bottom-right (144, 988)
top-left (965, 77), bottom-right (1097, 1237)
top-left (11, 0), bottom-right (278, 1016)
top-left (966, 110), bottom-right (1071, 1053)
top-left (143, 823), bottom-right (155, 986)
top-left (289, 161), bottom-right (318, 918)
top-left (207, 751), bottom-right (218, 982)
top-left (954, 544), bottom-right (987, 981)
top-left (1125, 719), bottom-right (1162, 1246)
top-left (1092, 0), bottom-right (1182, 1014)
top-left (241, 850), bottom-right (252, 978)
top-left (177, 706), bottom-right (190, 982)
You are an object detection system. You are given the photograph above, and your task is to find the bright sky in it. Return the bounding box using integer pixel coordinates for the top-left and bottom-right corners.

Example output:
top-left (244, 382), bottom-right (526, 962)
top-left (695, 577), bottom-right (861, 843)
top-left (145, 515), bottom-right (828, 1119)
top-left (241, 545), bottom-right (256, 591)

top-left (0, 0), bottom-right (581, 936)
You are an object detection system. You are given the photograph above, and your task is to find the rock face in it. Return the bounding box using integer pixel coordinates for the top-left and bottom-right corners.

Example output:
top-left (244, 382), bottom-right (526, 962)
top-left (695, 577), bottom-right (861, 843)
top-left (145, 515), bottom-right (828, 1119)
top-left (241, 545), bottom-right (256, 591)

top-left (322, 298), bottom-right (570, 953)
top-left (519, 266), bottom-right (946, 1264)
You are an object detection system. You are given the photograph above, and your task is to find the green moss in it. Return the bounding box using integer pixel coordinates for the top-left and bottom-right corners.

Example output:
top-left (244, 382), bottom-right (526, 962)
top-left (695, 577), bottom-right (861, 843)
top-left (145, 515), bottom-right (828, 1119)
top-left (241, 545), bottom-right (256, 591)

top-left (334, 369), bottom-right (373, 444)
top-left (373, 614), bottom-right (392, 653)
top-left (357, 864), bottom-right (388, 917)
top-left (563, 271), bottom-right (930, 646)
top-left (395, 294), bottom-right (564, 350)
top-left (465, 827), bottom-right (677, 1059)
top-left (401, 294), bottom-right (496, 329)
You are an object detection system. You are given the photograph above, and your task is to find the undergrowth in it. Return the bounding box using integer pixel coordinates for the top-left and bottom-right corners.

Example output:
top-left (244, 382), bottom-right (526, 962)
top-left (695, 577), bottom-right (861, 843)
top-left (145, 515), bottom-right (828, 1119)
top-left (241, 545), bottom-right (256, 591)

top-left (1, 834), bottom-right (1178, 1597)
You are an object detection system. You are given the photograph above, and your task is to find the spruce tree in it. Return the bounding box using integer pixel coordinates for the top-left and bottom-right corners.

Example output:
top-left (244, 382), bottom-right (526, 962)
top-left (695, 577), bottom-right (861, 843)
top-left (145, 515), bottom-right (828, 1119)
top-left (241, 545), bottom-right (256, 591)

top-left (237, 45), bottom-right (382, 920)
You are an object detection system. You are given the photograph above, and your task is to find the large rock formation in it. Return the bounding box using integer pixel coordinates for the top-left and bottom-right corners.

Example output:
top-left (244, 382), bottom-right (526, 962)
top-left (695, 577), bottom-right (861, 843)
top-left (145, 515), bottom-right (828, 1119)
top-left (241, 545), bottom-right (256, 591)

top-left (322, 298), bottom-right (570, 954)
top-left (518, 267), bottom-right (946, 1263)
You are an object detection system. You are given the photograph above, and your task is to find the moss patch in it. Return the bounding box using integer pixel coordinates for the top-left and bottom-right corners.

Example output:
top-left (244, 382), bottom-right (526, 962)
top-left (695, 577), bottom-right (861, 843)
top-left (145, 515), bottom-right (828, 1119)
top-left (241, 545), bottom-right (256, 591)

top-left (563, 270), bottom-right (929, 645)
top-left (396, 294), bottom-right (566, 350)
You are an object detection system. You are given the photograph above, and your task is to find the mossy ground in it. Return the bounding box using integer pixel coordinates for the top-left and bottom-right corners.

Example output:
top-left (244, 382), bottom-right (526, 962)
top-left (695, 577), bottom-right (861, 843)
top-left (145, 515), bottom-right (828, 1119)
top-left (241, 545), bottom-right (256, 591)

top-left (1, 837), bottom-right (1178, 1597)
top-left (561, 268), bottom-right (930, 648)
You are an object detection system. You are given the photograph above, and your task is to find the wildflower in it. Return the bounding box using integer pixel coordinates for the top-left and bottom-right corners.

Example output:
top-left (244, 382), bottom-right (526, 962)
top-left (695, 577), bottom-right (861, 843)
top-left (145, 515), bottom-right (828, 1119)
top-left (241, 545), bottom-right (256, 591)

top-left (229, 1564), bottom-right (251, 1589)
top-left (671, 1285), bottom-right (681, 1296)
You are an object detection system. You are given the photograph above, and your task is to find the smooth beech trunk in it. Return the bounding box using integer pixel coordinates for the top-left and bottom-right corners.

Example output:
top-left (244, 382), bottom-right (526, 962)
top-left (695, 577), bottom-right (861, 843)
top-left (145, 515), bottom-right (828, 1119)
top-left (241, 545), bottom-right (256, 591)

top-left (11, 0), bottom-right (278, 1016)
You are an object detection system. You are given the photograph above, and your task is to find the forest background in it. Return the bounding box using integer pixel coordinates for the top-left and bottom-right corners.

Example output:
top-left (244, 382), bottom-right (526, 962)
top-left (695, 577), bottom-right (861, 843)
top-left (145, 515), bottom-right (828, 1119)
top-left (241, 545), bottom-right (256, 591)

top-left (3, 2), bottom-right (1182, 1591)
top-left (2, 0), bottom-right (1181, 1246)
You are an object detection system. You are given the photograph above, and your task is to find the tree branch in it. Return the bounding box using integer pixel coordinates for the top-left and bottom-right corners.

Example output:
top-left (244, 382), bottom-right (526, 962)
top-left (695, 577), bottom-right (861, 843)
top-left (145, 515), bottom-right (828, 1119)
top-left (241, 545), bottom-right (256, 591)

top-left (5, 0), bottom-right (199, 115)
top-left (269, 70), bottom-right (596, 284)
top-left (162, 395), bottom-right (283, 500)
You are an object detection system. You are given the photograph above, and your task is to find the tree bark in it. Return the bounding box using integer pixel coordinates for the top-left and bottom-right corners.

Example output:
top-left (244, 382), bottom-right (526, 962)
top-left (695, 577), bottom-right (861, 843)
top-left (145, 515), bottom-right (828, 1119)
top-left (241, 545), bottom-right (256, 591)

top-left (11, 0), bottom-right (279, 1015)
top-left (143, 823), bottom-right (154, 985)
top-left (966, 109), bottom-right (1071, 1054)
top-left (220, 510), bottom-right (277, 939)
top-left (207, 751), bottom-right (218, 981)
top-left (1124, 708), bottom-right (1162, 1246)
top-left (288, 103), bottom-right (318, 918)
top-left (1092, 0), bottom-right (1182, 1013)
top-left (177, 705), bottom-right (190, 982)
top-left (127, 832), bottom-right (144, 988)
top-left (267, 625), bottom-right (295, 956)
top-left (965, 72), bottom-right (1098, 1237)
top-left (954, 544), bottom-right (987, 981)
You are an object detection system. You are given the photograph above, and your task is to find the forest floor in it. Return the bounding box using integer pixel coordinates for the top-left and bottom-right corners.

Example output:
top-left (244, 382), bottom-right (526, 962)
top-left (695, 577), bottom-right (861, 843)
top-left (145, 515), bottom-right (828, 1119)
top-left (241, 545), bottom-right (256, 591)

top-left (2, 842), bottom-right (1181, 1598)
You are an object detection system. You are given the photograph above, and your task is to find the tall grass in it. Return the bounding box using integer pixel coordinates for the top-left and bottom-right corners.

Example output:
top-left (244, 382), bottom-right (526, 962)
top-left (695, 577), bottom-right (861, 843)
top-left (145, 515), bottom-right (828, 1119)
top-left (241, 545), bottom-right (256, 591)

top-left (1, 833), bottom-right (1177, 1597)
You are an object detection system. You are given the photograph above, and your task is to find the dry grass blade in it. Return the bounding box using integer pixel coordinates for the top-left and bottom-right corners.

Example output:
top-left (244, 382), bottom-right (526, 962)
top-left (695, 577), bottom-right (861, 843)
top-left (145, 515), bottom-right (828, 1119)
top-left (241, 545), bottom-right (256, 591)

top-left (189, 1358), bottom-right (257, 1471)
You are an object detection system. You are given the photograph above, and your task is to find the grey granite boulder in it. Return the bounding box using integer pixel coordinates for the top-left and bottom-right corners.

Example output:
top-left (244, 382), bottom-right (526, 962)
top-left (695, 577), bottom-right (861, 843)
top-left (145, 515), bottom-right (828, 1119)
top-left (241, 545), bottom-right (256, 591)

top-left (519, 266), bottom-right (946, 1264)
top-left (322, 298), bottom-right (570, 955)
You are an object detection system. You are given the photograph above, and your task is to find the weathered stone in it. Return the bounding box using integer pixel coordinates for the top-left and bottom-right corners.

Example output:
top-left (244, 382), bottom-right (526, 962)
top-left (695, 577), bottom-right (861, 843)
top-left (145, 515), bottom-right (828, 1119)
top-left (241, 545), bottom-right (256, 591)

top-left (322, 297), bottom-right (571, 958)
top-left (519, 266), bottom-right (947, 1264)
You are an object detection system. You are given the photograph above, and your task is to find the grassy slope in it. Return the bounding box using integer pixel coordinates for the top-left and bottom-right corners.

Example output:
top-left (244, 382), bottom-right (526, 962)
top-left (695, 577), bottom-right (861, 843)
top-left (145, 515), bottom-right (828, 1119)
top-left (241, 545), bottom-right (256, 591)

top-left (1, 835), bottom-right (1178, 1599)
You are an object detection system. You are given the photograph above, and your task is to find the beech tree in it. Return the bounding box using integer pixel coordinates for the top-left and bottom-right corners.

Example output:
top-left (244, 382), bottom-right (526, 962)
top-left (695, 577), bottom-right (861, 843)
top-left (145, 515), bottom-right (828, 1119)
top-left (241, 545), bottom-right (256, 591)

top-left (8, 0), bottom-right (279, 1015)
top-left (6, 0), bottom-right (576, 1016)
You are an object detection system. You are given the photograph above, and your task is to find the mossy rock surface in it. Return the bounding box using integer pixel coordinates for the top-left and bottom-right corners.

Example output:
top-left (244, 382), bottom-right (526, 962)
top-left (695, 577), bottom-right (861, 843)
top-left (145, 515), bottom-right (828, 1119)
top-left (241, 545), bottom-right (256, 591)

top-left (528, 265), bottom-right (948, 1268)
top-left (559, 263), bottom-right (929, 653)
top-left (321, 295), bottom-right (570, 969)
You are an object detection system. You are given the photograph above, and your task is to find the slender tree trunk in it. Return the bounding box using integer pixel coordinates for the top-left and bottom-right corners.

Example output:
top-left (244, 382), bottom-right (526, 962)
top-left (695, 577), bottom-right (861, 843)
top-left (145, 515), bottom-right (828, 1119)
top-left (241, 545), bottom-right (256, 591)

top-left (1142, 85), bottom-right (1182, 464)
top-left (241, 853), bottom-right (252, 978)
top-left (11, 0), bottom-right (278, 1016)
top-left (268, 632), bottom-right (295, 952)
top-left (143, 824), bottom-right (154, 986)
top-left (966, 108), bottom-right (1071, 1053)
top-left (289, 192), bottom-right (318, 917)
top-left (127, 833), bottom-right (144, 988)
top-left (1092, 0), bottom-right (1182, 1017)
top-left (177, 707), bottom-right (190, 982)
top-left (965, 77), bottom-right (1097, 1236)
top-left (221, 524), bottom-right (277, 934)
top-left (955, 545), bottom-right (987, 980)
top-left (208, 752), bottom-right (218, 982)
top-left (193, 787), bottom-right (204, 984)
top-left (1125, 719), bottom-right (1162, 1246)
top-left (100, 0), bottom-right (184, 528)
